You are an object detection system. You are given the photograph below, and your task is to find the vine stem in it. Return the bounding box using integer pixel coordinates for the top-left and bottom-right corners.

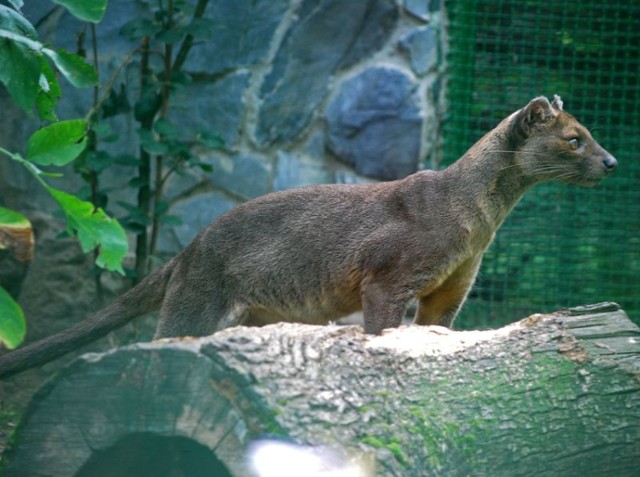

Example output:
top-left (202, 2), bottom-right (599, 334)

top-left (134, 0), bottom-right (211, 278)
top-left (173, 0), bottom-right (209, 72)
top-left (134, 35), bottom-right (153, 283)
top-left (89, 22), bottom-right (104, 304)
top-left (146, 0), bottom-right (210, 272)
top-left (147, 0), bottom-right (174, 272)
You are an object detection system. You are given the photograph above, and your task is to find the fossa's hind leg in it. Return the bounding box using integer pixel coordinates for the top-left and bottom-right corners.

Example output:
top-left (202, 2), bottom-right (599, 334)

top-left (154, 285), bottom-right (231, 338)
top-left (361, 279), bottom-right (409, 334)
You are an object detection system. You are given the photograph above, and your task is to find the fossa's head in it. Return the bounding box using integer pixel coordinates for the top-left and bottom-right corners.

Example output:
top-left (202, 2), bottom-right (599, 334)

top-left (509, 95), bottom-right (617, 187)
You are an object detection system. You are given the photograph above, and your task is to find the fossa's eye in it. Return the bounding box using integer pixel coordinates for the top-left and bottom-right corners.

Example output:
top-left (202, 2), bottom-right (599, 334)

top-left (567, 138), bottom-right (580, 150)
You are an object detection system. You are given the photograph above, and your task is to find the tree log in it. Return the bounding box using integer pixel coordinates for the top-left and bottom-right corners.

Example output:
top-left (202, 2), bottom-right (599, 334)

top-left (3, 303), bottom-right (640, 476)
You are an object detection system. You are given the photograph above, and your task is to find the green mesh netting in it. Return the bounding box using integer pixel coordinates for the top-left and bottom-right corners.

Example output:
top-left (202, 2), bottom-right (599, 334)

top-left (443, 0), bottom-right (640, 328)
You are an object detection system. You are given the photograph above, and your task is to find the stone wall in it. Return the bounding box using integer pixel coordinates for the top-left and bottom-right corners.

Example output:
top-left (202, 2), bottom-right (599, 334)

top-left (2, 0), bottom-right (445, 252)
top-left (161, 0), bottom-right (446, 252)
top-left (0, 0), bottom-right (445, 339)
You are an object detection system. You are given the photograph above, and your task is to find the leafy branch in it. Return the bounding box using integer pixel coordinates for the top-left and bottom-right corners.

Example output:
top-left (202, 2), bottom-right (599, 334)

top-left (0, 0), bottom-right (127, 350)
top-left (127, 0), bottom-right (212, 279)
top-left (0, 0), bottom-right (221, 349)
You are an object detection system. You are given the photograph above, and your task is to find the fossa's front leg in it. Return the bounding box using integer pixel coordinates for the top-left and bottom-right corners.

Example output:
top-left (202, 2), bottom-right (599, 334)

top-left (414, 258), bottom-right (481, 328)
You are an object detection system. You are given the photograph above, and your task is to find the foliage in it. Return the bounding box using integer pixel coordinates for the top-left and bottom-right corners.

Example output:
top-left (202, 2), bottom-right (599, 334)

top-left (52, 0), bottom-right (107, 23)
top-left (78, 0), bottom-right (217, 281)
top-left (0, 0), bottom-right (223, 348)
top-left (0, 3), bottom-right (99, 119)
top-left (0, 119), bottom-right (128, 348)
top-left (0, 279), bottom-right (25, 349)
top-left (0, 0), bottom-right (126, 349)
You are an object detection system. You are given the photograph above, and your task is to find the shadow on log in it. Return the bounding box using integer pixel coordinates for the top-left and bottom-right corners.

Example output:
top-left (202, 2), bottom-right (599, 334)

top-left (2, 303), bottom-right (640, 476)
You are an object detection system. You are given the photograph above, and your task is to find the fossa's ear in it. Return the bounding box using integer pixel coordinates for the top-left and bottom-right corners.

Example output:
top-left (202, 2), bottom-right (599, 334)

top-left (510, 96), bottom-right (559, 145)
top-left (551, 94), bottom-right (563, 111)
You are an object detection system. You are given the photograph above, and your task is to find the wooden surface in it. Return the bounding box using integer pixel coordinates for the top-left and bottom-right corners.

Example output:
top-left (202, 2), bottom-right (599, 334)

top-left (3, 303), bottom-right (640, 476)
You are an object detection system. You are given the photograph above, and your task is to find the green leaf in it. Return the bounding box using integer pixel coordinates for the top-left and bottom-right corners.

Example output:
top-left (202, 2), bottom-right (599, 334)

top-left (0, 7), bottom-right (95, 114)
top-left (8, 1), bottom-right (24, 10)
top-left (114, 154), bottom-right (141, 167)
top-left (120, 17), bottom-right (158, 40)
top-left (156, 28), bottom-right (184, 45)
top-left (35, 58), bottom-right (61, 121)
top-left (138, 128), bottom-right (168, 154)
top-left (183, 18), bottom-right (218, 41)
top-left (27, 119), bottom-right (88, 166)
top-left (0, 5), bottom-right (37, 38)
top-left (116, 201), bottom-right (142, 214)
top-left (0, 7), bottom-right (94, 113)
top-left (101, 84), bottom-right (130, 119)
top-left (153, 200), bottom-right (169, 216)
top-left (197, 130), bottom-right (225, 149)
top-left (134, 87), bottom-right (161, 122)
top-left (0, 29), bottom-right (41, 110)
top-left (86, 150), bottom-right (115, 174)
top-left (39, 171), bottom-right (64, 178)
top-left (128, 176), bottom-right (148, 188)
top-left (160, 214), bottom-right (182, 226)
top-left (0, 7), bottom-right (43, 109)
top-left (170, 70), bottom-right (192, 87)
top-left (154, 118), bottom-right (178, 139)
top-left (197, 162), bottom-right (214, 173)
top-left (0, 286), bottom-right (26, 350)
top-left (52, 0), bottom-right (107, 23)
top-left (42, 48), bottom-right (97, 88)
top-left (0, 207), bottom-right (30, 228)
top-left (0, 207), bottom-right (34, 262)
top-left (47, 187), bottom-right (128, 274)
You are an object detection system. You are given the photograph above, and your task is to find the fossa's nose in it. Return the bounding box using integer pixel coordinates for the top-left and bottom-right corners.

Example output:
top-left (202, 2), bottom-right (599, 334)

top-left (603, 154), bottom-right (618, 171)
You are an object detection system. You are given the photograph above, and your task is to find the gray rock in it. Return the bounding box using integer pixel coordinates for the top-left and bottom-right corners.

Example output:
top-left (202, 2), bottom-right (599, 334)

top-left (171, 71), bottom-right (250, 151)
top-left (206, 153), bottom-right (272, 200)
top-left (326, 66), bottom-right (423, 180)
top-left (302, 130), bottom-right (327, 158)
top-left (159, 191), bottom-right (238, 253)
top-left (400, 26), bottom-right (437, 76)
top-left (404, 0), bottom-right (430, 21)
top-left (187, 0), bottom-right (289, 74)
top-left (334, 168), bottom-right (378, 185)
top-left (339, 0), bottom-right (398, 70)
top-left (274, 152), bottom-right (334, 191)
top-left (255, 0), bottom-right (397, 146)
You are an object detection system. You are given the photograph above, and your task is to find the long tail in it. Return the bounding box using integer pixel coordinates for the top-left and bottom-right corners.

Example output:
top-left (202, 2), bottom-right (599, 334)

top-left (0, 261), bottom-right (174, 379)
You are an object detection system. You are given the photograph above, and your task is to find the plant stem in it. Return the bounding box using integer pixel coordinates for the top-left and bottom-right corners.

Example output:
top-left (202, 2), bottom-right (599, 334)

top-left (136, 0), bottom-right (210, 277)
top-left (147, 0), bottom-right (173, 272)
top-left (85, 47), bottom-right (138, 122)
top-left (134, 35), bottom-right (153, 283)
top-left (89, 22), bottom-right (104, 304)
top-left (0, 147), bottom-right (18, 161)
top-left (172, 0), bottom-right (209, 72)
top-left (148, 0), bottom-right (210, 270)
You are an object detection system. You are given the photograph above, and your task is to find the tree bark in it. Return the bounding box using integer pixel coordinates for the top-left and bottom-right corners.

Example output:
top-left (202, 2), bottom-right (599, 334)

top-left (3, 303), bottom-right (640, 476)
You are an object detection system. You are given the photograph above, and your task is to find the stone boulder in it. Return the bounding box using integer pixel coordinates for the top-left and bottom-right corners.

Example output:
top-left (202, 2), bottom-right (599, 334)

top-left (326, 66), bottom-right (423, 180)
top-left (254, 0), bottom-right (398, 146)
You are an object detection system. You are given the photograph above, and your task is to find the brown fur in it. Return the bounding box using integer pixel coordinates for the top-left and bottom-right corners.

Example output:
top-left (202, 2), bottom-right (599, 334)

top-left (0, 96), bottom-right (616, 378)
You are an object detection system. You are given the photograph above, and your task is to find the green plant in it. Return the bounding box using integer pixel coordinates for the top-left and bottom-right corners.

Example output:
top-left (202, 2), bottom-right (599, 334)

top-left (0, 0), bottom-right (127, 349)
top-left (78, 0), bottom-right (217, 283)
top-left (0, 0), bottom-right (224, 348)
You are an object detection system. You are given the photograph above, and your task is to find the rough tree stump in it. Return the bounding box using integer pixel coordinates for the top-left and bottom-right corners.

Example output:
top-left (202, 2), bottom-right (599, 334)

top-left (2, 303), bottom-right (640, 476)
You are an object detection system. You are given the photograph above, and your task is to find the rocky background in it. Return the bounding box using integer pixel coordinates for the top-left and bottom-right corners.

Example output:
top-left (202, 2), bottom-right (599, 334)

top-left (0, 0), bottom-right (445, 348)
